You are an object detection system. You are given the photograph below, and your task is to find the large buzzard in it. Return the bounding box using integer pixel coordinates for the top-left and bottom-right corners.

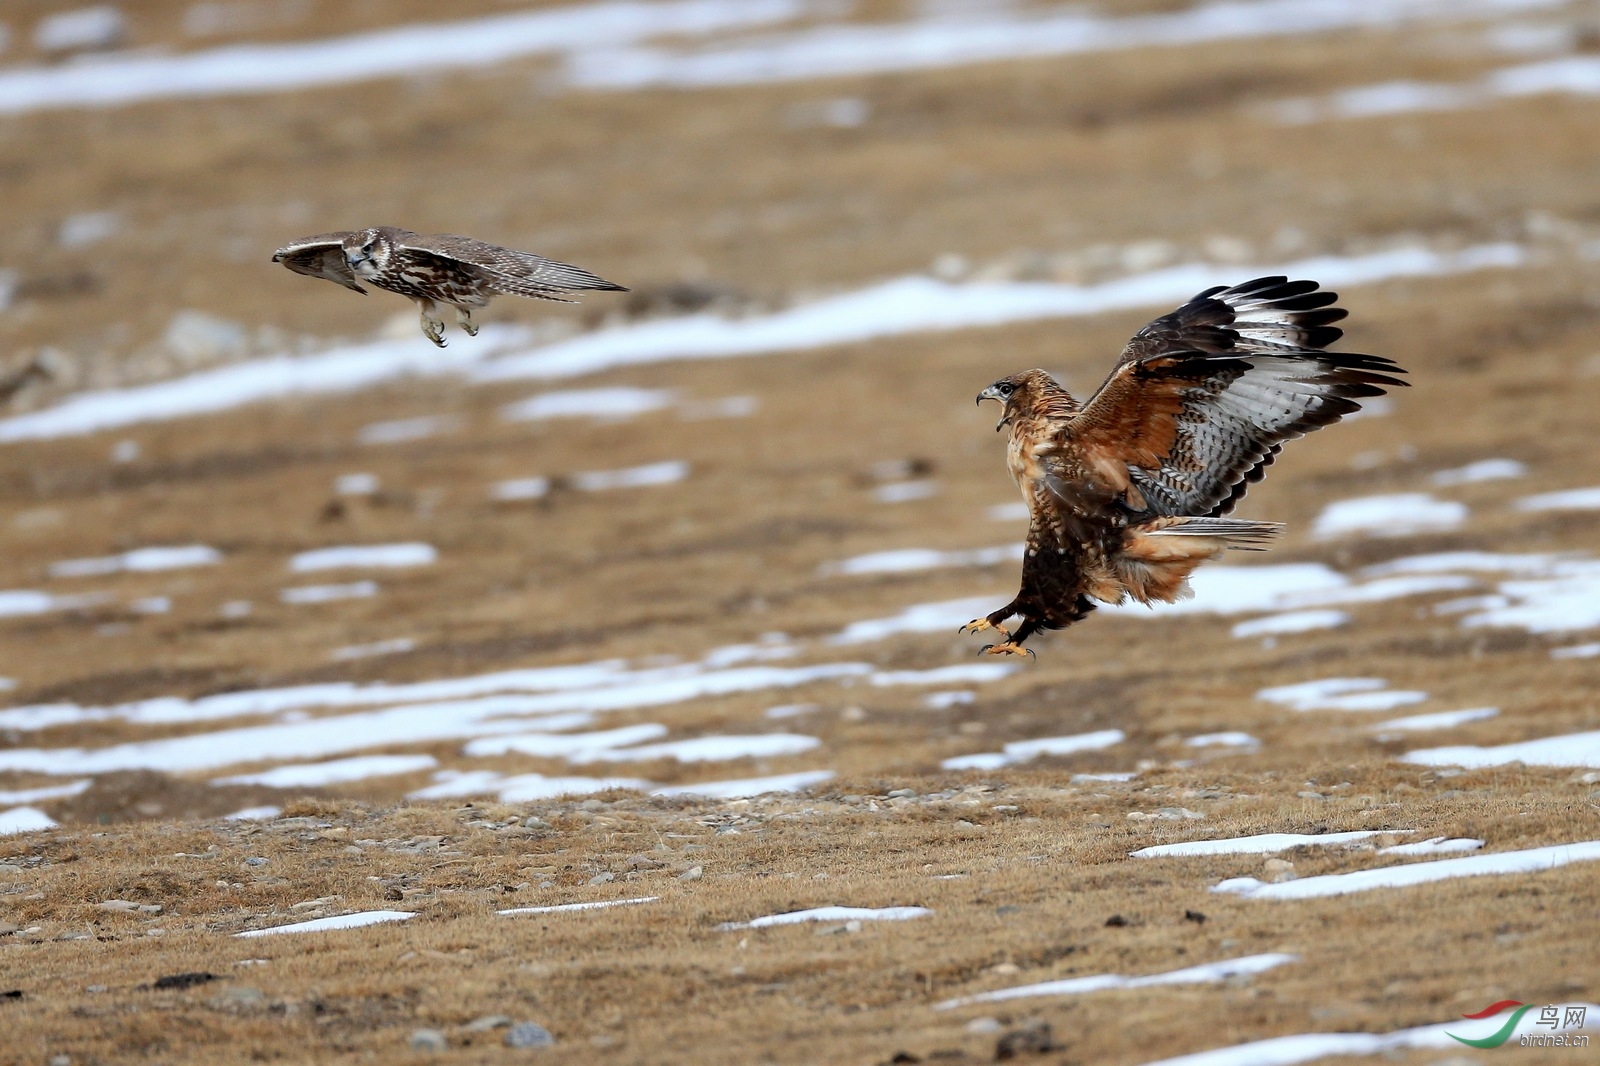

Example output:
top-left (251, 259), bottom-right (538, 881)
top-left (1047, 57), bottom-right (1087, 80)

top-left (966, 276), bottom-right (1405, 657)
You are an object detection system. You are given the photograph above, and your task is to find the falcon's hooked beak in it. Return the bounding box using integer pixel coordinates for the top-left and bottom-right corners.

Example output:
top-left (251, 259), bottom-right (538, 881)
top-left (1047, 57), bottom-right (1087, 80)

top-left (976, 384), bottom-right (1010, 433)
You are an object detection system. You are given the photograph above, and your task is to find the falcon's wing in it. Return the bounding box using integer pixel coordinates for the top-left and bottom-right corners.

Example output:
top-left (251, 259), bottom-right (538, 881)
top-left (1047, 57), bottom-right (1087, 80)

top-left (1069, 277), bottom-right (1406, 517)
top-left (400, 233), bottom-right (628, 297)
top-left (271, 232), bottom-right (365, 294)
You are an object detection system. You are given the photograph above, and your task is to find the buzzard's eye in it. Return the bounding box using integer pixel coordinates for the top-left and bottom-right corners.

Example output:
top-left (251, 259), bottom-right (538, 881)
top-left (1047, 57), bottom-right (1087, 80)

top-left (998, 383), bottom-right (1014, 397)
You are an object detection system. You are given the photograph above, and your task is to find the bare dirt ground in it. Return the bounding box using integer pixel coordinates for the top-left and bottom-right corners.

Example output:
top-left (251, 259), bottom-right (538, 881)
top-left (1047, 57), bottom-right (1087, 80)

top-left (1, 2), bottom-right (1599, 1063)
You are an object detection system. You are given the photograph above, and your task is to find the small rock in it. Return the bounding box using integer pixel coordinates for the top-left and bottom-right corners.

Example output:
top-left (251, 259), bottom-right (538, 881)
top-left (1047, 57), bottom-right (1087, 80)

top-left (48, 1055), bottom-right (70, 1066)
top-left (578, 799), bottom-right (604, 812)
top-left (1297, 791), bottom-right (1326, 801)
top-left (138, 904), bottom-right (162, 914)
top-left (1104, 914), bottom-right (1128, 927)
top-left (410, 1028), bottom-right (448, 1052)
top-left (0, 990), bottom-right (21, 1000)
top-left (996, 1020), bottom-right (1058, 1060)
top-left (505, 1021), bottom-right (556, 1049)
top-left (623, 854), bottom-right (661, 871)
top-left (986, 962), bottom-right (1020, 976)
top-left (965, 1017), bottom-right (1002, 1034)
top-left (85, 985), bottom-right (107, 993)
top-left (463, 1014), bottom-right (512, 1033)
top-left (588, 872), bottom-right (615, 886)
top-left (886, 788), bottom-right (917, 799)
top-left (0, 922), bottom-right (20, 936)
top-left (1264, 858), bottom-right (1296, 883)
top-left (243, 857), bottom-right (268, 867)
top-left (678, 865), bottom-right (703, 882)
top-left (522, 816), bottom-right (553, 830)
top-left (1184, 910), bottom-right (1207, 924)
top-left (98, 899), bottom-right (139, 912)
top-left (153, 972), bottom-right (218, 991)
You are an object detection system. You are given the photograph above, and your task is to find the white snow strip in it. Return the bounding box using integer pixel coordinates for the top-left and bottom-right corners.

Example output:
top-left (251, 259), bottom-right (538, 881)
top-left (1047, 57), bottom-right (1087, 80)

top-left (1132, 830), bottom-right (1401, 858)
top-left (280, 581), bottom-right (378, 604)
top-left (235, 910), bottom-right (416, 937)
top-left (942, 729), bottom-right (1124, 771)
top-left (1361, 551), bottom-right (1566, 576)
top-left (1185, 732), bottom-right (1259, 748)
top-left (0, 1), bottom-right (804, 113)
top-left (568, 0), bottom-right (1566, 90)
top-left (0, 589), bottom-right (108, 617)
top-left (1460, 559), bottom-right (1600, 633)
top-left (869, 664), bottom-right (1017, 687)
top-left (502, 386), bottom-right (674, 422)
top-left (491, 476), bottom-right (551, 501)
top-left (1274, 49), bottom-right (1600, 124)
top-left (1372, 707), bottom-right (1499, 732)
top-left (49, 545), bottom-right (221, 578)
top-left (475, 244), bottom-right (1525, 384)
top-left (0, 806), bottom-right (58, 834)
top-left (1136, 1003), bottom-right (1600, 1066)
top-left (574, 733), bottom-right (822, 764)
top-left (1279, 574), bottom-right (1477, 608)
top-left (499, 896), bottom-right (658, 916)
top-left (1404, 730), bottom-right (1600, 769)
top-left (0, 658), bottom-right (868, 734)
top-left (1311, 493), bottom-right (1467, 539)
top-left (290, 543), bottom-right (437, 572)
top-left (571, 460), bottom-right (688, 491)
top-left (935, 954), bottom-right (1296, 1010)
top-left (1516, 486), bottom-right (1600, 512)
top-left (223, 806), bottom-right (282, 821)
top-left (1107, 564), bottom-right (1353, 617)
top-left (1553, 642), bottom-right (1600, 659)
top-left (357, 414), bottom-right (461, 446)
top-left (462, 723), bottom-right (670, 758)
top-left (652, 769), bottom-right (835, 798)
top-left (330, 638), bottom-right (416, 661)
top-left (1213, 840), bottom-right (1600, 900)
top-left (215, 754), bottom-right (438, 788)
top-left (1379, 837), bottom-right (1484, 856)
top-left (334, 473), bottom-right (379, 496)
top-left (1431, 458), bottom-right (1527, 486)
top-left (988, 502), bottom-right (1030, 522)
top-left (832, 596), bottom-right (998, 645)
top-left (0, 329), bottom-right (522, 442)
top-left (923, 691), bottom-right (974, 709)
top-left (0, 779), bottom-right (91, 805)
top-left (875, 480), bottom-right (939, 503)
top-left (0, 245), bottom-right (1523, 441)
top-left (1231, 610), bottom-right (1346, 638)
top-left (718, 905), bottom-right (932, 930)
top-left (1257, 677), bottom-right (1427, 712)
top-left (409, 769), bottom-right (649, 801)
top-left (823, 544), bottom-right (1022, 576)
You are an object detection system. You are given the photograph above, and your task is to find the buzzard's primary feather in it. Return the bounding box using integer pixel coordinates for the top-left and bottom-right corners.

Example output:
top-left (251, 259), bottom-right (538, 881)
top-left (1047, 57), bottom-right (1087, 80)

top-left (271, 226), bottom-right (626, 346)
top-left (965, 276), bottom-right (1406, 657)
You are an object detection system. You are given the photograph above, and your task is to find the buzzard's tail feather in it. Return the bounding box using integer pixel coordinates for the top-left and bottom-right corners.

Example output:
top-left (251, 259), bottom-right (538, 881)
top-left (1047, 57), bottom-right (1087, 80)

top-left (1140, 516), bottom-right (1285, 550)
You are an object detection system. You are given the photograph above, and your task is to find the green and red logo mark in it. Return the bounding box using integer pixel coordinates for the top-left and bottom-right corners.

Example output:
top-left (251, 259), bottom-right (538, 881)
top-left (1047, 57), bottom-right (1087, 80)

top-left (1449, 1001), bottom-right (1534, 1048)
top-left (1449, 1001), bottom-right (1590, 1048)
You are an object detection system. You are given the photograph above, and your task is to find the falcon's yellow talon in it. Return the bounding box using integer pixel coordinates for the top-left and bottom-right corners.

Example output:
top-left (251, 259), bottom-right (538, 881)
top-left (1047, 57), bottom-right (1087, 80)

top-left (980, 642), bottom-right (1034, 659)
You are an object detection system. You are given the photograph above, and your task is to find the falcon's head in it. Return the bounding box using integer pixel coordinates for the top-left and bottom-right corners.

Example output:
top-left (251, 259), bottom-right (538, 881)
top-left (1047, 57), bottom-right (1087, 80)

top-left (343, 227), bottom-right (397, 279)
top-left (976, 369), bottom-right (1060, 432)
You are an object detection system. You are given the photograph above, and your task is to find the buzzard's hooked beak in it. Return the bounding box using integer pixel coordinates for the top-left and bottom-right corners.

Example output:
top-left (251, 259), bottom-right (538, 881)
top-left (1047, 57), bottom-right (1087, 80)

top-left (976, 384), bottom-right (1010, 432)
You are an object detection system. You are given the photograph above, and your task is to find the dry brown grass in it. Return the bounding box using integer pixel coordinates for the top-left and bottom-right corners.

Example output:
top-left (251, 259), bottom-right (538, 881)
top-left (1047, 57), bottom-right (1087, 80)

top-left (2, 2), bottom-right (1600, 1063)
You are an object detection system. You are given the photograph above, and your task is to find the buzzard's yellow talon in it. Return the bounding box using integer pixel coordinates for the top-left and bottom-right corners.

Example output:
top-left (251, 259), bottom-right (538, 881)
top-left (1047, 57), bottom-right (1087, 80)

top-left (980, 641), bottom-right (1035, 659)
top-left (959, 618), bottom-right (1008, 639)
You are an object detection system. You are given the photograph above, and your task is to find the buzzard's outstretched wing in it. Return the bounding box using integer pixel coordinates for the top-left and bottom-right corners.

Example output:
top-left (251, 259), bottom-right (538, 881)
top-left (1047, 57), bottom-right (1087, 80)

top-left (271, 232), bottom-right (365, 294)
top-left (1069, 277), bottom-right (1406, 517)
top-left (398, 233), bottom-right (628, 301)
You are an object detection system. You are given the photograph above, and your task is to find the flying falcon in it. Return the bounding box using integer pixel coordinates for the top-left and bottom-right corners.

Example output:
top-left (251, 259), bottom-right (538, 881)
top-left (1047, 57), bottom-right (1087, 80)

top-left (272, 227), bottom-right (627, 346)
top-left (965, 276), bottom-right (1405, 657)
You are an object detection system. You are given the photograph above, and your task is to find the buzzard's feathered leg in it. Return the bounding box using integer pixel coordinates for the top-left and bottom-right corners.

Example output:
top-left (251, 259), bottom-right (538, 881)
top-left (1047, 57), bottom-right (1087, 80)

top-left (455, 307), bottom-right (479, 337)
top-left (958, 615), bottom-right (1012, 640)
top-left (415, 298), bottom-right (447, 348)
top-left (982, 615), bottom-right (1039, 659)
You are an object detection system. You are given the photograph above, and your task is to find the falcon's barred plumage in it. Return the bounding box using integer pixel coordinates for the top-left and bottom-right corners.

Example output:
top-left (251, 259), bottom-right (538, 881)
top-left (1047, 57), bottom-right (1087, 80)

top-left (272, 226), bottom-right (627, 346)
top-left (965, 276), bottom-right (1406, 657)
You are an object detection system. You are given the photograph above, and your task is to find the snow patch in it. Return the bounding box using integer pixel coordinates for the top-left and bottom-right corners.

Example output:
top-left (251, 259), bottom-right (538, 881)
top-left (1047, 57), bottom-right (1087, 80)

top-left (935, 954), bottom-right (1296, 1010)
top-left (718, 906), bottom-right (931, 930)
top-left (1404, 730), bottom-right (1600, 769)
top-left (1132, 831), bottom-right (1401, 858)
top-left (215, 754), bottom-right (438, 788)
top-left (942, 729), bottom-right (1124, 771)
top-left (235, 910), bottom-right (415, 937)
top-left (49, 545), bottom-right (221, 578)
top-left (1213, 841), bottom-right (1600, 899)
top-left (1311, 493), bottom-right (1467, 539)
top-left (290, 544), bottom-right (436, 571)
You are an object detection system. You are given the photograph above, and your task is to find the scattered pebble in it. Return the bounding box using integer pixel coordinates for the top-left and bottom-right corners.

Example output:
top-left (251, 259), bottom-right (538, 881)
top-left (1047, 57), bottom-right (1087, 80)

top-left (505, 1021), bottom-right (556, 1049)
top-left (152, 972), bottom-right (217, 991)
top-left (410, 1028), bottom-right (448, 1052)
top-left (1104, 914), bottom-right (1128, 927)
top-left (244, 857), bottom-right (269, 867)
top-left (463, 1015), bottom-right (512, 1033)
top-left (965, 1017), bottom-right (1002, 1034)
top-left (588, 872), bottom-right (615, 886)
top-left (678, 865), bottom-right (703, 881)
top-left (1264, 857), bottom-right (1297, 883)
